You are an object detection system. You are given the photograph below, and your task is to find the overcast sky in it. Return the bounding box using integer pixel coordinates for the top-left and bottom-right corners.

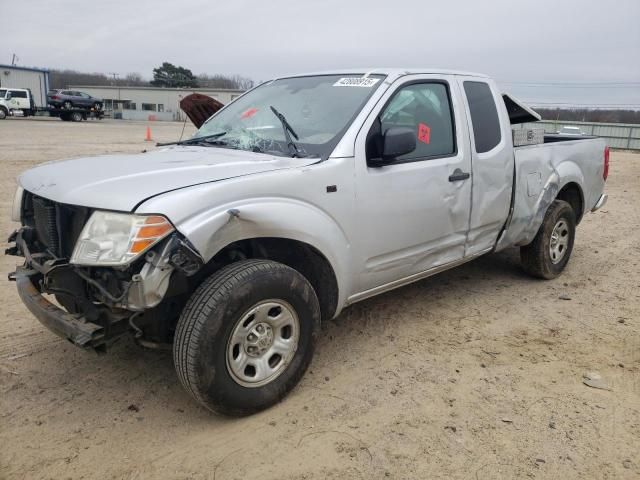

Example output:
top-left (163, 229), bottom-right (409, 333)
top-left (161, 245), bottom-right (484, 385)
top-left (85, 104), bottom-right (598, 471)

top-left (5, 0), bottom-right (640, 106)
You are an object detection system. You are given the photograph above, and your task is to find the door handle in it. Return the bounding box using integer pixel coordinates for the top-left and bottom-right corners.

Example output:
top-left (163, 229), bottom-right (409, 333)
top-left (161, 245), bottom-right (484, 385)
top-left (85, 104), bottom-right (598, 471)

top-left (448, 169), bottom-right (470, 182)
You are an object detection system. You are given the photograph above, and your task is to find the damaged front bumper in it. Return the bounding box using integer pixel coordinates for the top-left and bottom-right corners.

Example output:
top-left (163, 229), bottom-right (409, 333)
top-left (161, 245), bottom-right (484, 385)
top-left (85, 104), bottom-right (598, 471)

top-left (14, 268), bottom-right (105, 348)
top-left (7, 227), bottom-right (204, 351)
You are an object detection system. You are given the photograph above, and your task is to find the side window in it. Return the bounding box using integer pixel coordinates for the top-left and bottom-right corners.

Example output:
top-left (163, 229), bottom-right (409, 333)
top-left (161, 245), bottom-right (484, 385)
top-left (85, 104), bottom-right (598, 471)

top-left (463, 81), bottom-right (501, 153)
top-left (10, 90), bottom-right (27, 98)
top-left (369, 82), bottom-right (456, 162)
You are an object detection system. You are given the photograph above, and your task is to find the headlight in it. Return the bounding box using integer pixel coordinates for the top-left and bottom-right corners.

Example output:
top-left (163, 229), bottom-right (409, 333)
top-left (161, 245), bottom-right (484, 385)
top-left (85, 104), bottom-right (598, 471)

top-left (70, 211), bottom-right (174, 266)
top-left (11, 186), bottom-right (24, 222)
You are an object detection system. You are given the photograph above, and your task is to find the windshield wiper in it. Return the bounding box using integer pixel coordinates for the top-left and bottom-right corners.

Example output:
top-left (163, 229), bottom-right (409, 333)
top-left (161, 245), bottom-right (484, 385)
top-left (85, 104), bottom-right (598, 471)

top-left (269, 106), bottom-right (304, 157)
top-left (156, 131), bottom-right (227, 147)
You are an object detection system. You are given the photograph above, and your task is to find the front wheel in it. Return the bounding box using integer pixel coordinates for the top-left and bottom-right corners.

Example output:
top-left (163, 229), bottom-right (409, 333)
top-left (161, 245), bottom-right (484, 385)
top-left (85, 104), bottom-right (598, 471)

top-left (173, 260), bottom-right (321, 416)
top-left (520, 199), bottom-right (576, 279)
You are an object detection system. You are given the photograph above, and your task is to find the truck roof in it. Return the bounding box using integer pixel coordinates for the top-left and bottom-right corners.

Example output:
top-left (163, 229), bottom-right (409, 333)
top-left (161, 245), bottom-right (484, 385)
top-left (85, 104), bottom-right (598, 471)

top-left (276, 68), bottom-right (489, 80)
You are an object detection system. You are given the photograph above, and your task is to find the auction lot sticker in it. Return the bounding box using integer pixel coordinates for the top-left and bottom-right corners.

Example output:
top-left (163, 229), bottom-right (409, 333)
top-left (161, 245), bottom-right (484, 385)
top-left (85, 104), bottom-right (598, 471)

top-left (333, 77), bottom-right (380, 87)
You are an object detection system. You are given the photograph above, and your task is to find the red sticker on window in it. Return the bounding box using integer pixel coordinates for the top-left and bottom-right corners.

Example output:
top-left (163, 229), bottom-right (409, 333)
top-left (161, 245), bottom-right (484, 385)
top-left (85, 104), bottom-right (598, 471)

top-left (418, 123), bottom-right (431, 144)
top-left (241, 107), bottom-right (258, 119)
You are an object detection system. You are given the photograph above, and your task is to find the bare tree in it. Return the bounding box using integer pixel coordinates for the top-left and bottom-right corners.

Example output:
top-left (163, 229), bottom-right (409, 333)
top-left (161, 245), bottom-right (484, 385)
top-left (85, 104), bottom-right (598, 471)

top-left (50, 69), bottom-right (151, 88)
top-left (197, 74), bottom-right (254, 90)
top-left (49, 68), bottom-right (254, 91)
top-left (123, 72), bottom-right (147, 86)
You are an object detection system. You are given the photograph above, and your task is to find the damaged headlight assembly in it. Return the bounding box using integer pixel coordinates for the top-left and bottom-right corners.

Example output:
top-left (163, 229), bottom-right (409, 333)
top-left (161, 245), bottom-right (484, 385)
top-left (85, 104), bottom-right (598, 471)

top-left (70, 211), bottom-right (174, 266)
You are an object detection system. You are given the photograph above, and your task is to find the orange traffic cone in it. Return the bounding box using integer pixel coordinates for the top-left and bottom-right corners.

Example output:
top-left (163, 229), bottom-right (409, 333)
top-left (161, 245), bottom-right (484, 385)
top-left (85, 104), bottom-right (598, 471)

top-left (145, 126), bottom-right (152, 142)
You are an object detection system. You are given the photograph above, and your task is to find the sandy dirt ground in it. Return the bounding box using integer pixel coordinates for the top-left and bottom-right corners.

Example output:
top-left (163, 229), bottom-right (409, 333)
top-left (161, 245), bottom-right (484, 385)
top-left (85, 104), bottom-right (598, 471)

top-left (0, 117), bottom-right (638, 480)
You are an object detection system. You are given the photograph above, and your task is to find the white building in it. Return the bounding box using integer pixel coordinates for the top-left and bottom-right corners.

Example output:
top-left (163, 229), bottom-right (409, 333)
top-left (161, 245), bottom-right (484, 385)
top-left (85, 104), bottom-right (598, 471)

top-left (0, 64), bottom-right (50, 107)
top-left (69, 85), bottom-right (245, 121)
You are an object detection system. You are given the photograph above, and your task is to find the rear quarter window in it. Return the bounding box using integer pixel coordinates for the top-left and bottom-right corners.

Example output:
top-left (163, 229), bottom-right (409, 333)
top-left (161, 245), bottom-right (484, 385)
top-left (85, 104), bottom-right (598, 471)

top-left (463, 81), bottom-right (501, 153)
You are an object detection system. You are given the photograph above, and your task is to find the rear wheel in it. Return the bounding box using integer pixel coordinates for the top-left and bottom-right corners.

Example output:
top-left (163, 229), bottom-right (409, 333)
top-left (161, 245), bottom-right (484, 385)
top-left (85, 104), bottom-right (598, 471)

top-left (520, 200), bottom-right (576, 279)
top-left (70, 111), bottom-right (83, 122)
top-left (63, 100), bottom-right (73, 109)
top-left (173, 259), bottom-right (320, 416)
top-left (0, 107), bottom-right (7, 120)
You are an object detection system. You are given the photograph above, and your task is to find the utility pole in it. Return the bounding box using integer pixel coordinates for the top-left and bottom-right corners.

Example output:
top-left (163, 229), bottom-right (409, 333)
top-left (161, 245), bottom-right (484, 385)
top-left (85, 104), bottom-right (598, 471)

top-left (108, 72), bottom-right (120, 86)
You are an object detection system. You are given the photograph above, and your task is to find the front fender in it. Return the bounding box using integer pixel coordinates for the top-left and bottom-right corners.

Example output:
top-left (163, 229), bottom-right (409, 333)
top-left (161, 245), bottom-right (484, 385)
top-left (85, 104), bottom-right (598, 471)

top-left (172, 197), bottom-right (352, 309)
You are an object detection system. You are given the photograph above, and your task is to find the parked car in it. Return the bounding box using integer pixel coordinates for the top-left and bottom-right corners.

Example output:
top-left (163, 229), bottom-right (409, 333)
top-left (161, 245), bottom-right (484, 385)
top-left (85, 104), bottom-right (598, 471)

top-left (47, 89), bottom-right (103, 110)
top-left (7, 69), bottom-right (608, 416)
top-left (557, 125), bottom-right (586, 135)
top-left (0, 88), bottom-right (37, 119)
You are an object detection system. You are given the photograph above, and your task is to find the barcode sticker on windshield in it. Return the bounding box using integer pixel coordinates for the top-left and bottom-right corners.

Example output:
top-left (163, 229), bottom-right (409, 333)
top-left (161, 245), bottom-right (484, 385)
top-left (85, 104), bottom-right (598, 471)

top-left (333, 77), bottom-right (380, 88)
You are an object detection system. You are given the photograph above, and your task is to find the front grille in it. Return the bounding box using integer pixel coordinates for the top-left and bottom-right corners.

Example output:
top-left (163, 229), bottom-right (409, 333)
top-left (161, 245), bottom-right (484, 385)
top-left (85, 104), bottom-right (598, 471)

top-left (22, 192), bottom-right (91, 258)
top-left (32, 197), bottom-right (59, 254)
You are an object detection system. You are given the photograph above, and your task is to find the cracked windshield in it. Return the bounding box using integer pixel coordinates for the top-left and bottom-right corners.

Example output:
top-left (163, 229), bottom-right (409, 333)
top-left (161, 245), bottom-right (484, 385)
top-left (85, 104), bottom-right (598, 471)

top-left (194, 74), bottom-right (385, 158)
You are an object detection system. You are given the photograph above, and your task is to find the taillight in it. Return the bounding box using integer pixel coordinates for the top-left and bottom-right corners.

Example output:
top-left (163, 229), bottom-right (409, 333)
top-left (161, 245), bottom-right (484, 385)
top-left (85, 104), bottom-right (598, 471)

top-left (51, 95), bottom-right (59, 100)
top-left (603, 146), bottom-right (610, 181)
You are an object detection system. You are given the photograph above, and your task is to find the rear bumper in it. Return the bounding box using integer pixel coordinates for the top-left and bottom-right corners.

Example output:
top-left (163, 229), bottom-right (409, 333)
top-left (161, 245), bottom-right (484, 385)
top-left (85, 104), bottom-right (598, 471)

top-left (591, 193), bottom-right (608, 212)
top-left (16, 272), bottom-right (105, 348)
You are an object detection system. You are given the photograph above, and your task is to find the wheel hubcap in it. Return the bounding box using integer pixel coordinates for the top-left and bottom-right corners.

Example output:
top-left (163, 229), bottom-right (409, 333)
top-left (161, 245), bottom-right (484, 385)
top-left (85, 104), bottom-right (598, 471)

top-left (245, 322), bottom-right (274, 357)
top-left (226, 300), bottom-right (299, 388)
top-left (549, 219), bottom-right (570, 264)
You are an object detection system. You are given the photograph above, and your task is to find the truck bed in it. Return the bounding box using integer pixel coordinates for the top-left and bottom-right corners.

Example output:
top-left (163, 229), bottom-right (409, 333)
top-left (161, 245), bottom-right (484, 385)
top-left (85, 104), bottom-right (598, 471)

top-left (496, 135), bottom-right (606, 251)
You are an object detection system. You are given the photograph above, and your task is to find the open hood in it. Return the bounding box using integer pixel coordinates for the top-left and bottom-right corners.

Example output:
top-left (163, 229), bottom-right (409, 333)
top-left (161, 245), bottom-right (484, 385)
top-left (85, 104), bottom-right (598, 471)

top-left (180, 93), bottom-right (225, 128)
top-left (502, 93), bottom-right (541, 124)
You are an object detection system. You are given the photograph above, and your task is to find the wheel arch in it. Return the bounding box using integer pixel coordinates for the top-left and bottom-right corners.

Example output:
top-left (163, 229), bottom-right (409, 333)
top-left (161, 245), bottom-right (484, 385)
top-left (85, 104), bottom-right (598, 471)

top-left (556, 181), bottom-right (584, 224)
top-left (206, 237), bottom-right (339, 321)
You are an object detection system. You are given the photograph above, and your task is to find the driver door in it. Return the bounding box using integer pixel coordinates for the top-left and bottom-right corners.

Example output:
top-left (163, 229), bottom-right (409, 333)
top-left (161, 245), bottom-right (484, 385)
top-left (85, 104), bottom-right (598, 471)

top-left (351, 76), bottom-right (473, 294)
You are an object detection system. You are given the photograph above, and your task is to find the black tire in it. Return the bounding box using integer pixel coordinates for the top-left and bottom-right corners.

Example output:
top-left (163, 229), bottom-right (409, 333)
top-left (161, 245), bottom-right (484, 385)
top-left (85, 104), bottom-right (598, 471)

top-left (520, 199), bottom-right (576, 279)
top-left (0, 107), bottom-right (7, 120)
top-left (173, 259), bottom-right (321, 416)
top-left (60, 113), bottom-right (71, 121)
top-left (93, 102), bottom-right (102, 111)
top-left (70, 111), bottom-right (83, 122)
top-left (63, 100), bottom-right (73, 109)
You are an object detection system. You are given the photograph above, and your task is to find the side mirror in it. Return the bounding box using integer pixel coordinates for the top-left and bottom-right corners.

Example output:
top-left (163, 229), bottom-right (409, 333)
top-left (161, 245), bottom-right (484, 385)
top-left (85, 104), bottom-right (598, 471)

top-left (5, 92), bottom-right (11, 100)
top-left (382, 127), bottom-right (416, 162)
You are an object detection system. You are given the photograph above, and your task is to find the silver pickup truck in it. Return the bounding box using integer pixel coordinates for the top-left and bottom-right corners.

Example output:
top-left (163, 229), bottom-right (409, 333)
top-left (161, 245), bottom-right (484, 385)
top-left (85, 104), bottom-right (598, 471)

top-left (7, 69), bottom-right (608, 415)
